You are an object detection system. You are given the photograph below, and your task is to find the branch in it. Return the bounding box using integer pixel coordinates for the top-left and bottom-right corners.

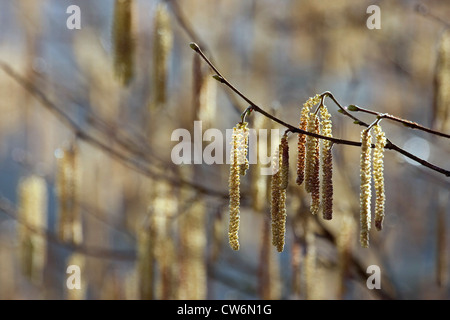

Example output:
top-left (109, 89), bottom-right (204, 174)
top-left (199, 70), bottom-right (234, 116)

top-left (189, 43), bottom-right (450, 178)
top-left (0, 61), bottom-right (230, 199)
top-left (347, 105), bottom-right (450, 139)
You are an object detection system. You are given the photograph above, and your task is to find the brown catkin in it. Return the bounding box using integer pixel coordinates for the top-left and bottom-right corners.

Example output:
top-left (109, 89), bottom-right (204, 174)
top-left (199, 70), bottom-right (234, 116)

top-left (151, 3), bottom-right (173, 110)
top-left (112, 0), bottom-right (135, 86)
top-left (280, 133), bottom-right (289, 190)
top-left (320, 105), bottom-right (333, 220)
top-left (56, 145), bottom-right (82, 245)
top-left (297, 95), bottom-right (320, 185)
top-left (309, 115), bottom-right (321, 215)
top-left (433, 29), bottom-right (450, 133)
top-left (270, 144), bottom-right (287, 252)
top-left (360, 128), bottom-right (372, 248)
top-left (373, 124), bottom-right (386, 231)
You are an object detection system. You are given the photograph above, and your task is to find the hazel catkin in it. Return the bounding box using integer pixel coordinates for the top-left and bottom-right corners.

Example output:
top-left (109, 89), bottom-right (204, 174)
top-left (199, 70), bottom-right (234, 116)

top-left (359, 128), bottom-right (372, 248)
top-left (373, 124), bottom-right (386, 231)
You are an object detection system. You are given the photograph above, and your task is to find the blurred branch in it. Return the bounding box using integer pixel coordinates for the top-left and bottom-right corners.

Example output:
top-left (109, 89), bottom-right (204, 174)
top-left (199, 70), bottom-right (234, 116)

top-left (0, 61), bottom-right (230, 199)
top-left (190, 43), bottom-right (450, 178)
top-left (0, 195), bottom-right (136, 261)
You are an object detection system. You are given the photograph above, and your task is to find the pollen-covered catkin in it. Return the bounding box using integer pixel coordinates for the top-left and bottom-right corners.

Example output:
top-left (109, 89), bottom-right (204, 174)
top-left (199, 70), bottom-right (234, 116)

top-left (360, 128), bottom-right (372, 248)
top-left (228, 122), bottom-right (249, 250)
top-left (297, 95), bottom-right (320, 185)
top-left (308, 115), bottom-right (321, 215)
top-left (280, 134), bottom-right (289, 190)
top-left (373, 124), bottom-right (386, 231)
top-left (320, 105), bottom-right (333, 220)
top-left (238, 122), bottom-right (250, 176)
top-left (271, 144), bottom-right (287, 252)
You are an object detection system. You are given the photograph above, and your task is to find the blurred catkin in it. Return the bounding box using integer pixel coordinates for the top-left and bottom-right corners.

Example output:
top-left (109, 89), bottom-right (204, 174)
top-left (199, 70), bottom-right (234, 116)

top-left (192, 55), bottom-right (217, 128)
top-left (66, 253), bottom-right (86, 300)
top-left (18, 175), bottom-right (48, 285)
top-left (433, 29), bottom-right (450, 133)
top-left (151, 3), bottom-right (173, 111)
top-left (373, 125), bottom-right (386, 231)
top-left (337, 213), bottom-right (355, 298)
top-left (320, 104), bottom-right (333, 220)
top-left (304, 222), bottom-right (317, 300)
top-left (270, 144), bottom-right (287, 252)
top-left (178, 199), bottom-right (207, 299)
top-left (112, 0), bottom-right (135, 86)
top-left (360, 128), bottom-right (372, 248)
top-left (137, 217), bottom-right (155, 300)
top-left (56, 145), bottom-right (82, 245)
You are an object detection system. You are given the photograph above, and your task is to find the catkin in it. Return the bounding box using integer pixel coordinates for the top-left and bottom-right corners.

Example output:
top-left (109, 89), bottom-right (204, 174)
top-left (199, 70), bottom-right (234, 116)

top-left (320, 105), bottom-right (333, 220)
top-left (56, 145), bottom-right (82, 245)
top-left (433, 29), bottom-right (450, 133)
top-left (151, 3), bottom-right (173, 110)
top-left (270, 144), bottom-right (287, 252)
top-left (297, 95), bottom-right (320, 185)
top-left (373, 124), bottom-right (386, 231)
top-left (112, 0), bottom-right (135, 86)
top-left (360, 128), bottom-right (372, 248)
top-left (308, 115), bottom-right (321, 215)
top-left (18, 175), bottom-right (48, 285)
top-left (280, 133), bottom-right (289, 190)
top-left (228, 123), bottom-right (249, 250)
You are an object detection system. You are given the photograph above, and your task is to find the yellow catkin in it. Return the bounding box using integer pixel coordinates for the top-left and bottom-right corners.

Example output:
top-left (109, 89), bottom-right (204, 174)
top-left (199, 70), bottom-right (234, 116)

top-left (112, 0), bottom-right (135, 86)
top-left (433, 29), bottom-right (450, 133)
top-left (151, 3), bottom-right (173, 110)
top-left (193, 54), bottom-right (217, 128)
top-left (297, 95), bottom-right (320, 185)
top-left (304, 223), bottom-right (317, 300)
top-left (66, 253), bottom-right (86, 300)
top-left (373, 124), bottom-right (386, 231)
top-left (56, 145), bottom-right (82, 245)
top-left (270, 144), bottom-right (287, 252)
top-left (309, 116), bottom-right (321, 215)
top-left (320, 104), bottom-right (333, 220)
top-left (337, 213), bottom-right (355, 299)
top-left (280, 134), bottom-right (289, 190)
top-left (360, 128), bottom-right (372, 248)
top-left (17, 175), bottom-right (48, 285)
top-left (178, 199), bottom-right (207, 299)
top-left (228, 123), bottom-right (249, 250)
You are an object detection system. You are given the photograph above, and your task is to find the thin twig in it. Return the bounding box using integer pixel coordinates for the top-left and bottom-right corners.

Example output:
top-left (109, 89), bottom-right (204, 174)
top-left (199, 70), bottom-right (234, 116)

top-left (190, 43), bottom-right (450, 177)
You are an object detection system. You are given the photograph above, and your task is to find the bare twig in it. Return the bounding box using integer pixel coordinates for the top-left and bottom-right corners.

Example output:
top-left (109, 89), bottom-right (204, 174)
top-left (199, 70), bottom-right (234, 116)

top-left (190, 43), bottom-right (450, 177)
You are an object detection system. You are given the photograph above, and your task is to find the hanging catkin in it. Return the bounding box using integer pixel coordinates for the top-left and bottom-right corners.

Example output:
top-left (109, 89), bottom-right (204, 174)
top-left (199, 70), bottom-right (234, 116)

top-left (56, 145), bottom-right (82, 245)
top-left (280, 133), bottom-right (289, 190)
top-left (360, 128), bottom-right (372, 248)
top-left (297, 95), bottom-right (320, 185)
top-left (271, 142), bottom-right (287, 252)
top-left (320, 104), bottom-right (333, 220)
top-left (228, 122), bottom-right (249, 250)
top-left (373, 124), bottom-right (386, 231)
top-left (151, 3), bottom-right (173, 110)
top-left (433, 29), bottom-right (450, 133)
top-left (112, 0), bottom-right (135, 86)
top-left (308, 115), bottom-right (321, 215)
top-left (18, 175), bottom-right (48, 285)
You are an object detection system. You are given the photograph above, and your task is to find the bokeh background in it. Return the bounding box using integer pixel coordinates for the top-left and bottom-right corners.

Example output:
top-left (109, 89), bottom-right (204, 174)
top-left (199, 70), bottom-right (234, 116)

top-left (0, 0), bottom-right (449, 300)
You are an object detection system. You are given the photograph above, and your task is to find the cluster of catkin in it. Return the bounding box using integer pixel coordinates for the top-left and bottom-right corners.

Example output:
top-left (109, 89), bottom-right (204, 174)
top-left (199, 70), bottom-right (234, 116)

top-left (296, 95), bottom-right (334, 220)
top-left (359, 124), bottom-right (386, 248)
